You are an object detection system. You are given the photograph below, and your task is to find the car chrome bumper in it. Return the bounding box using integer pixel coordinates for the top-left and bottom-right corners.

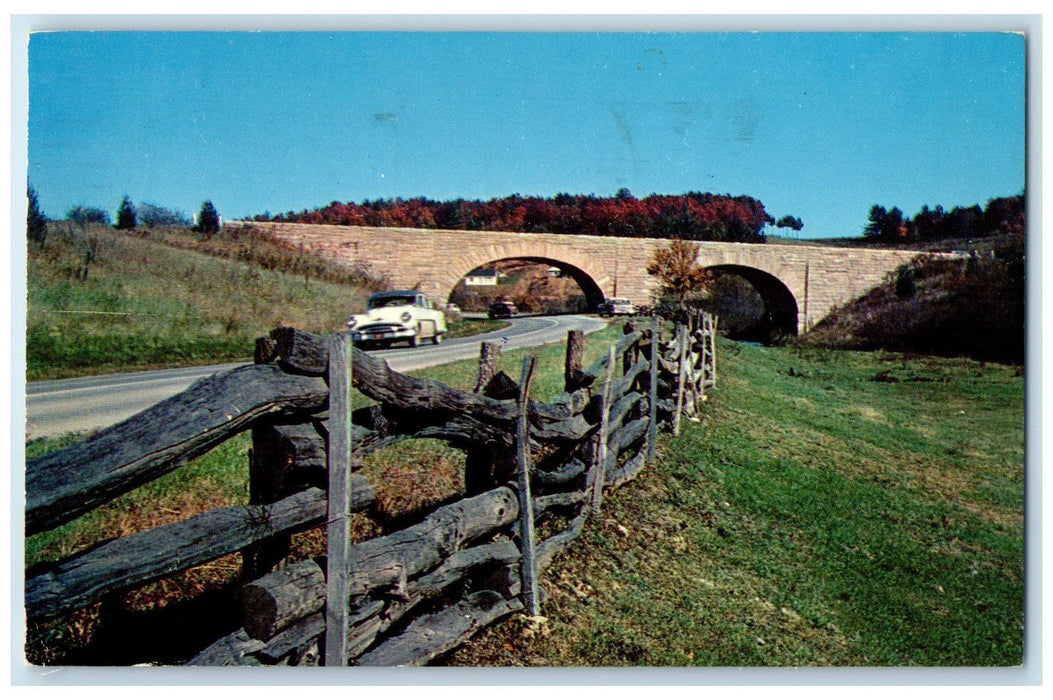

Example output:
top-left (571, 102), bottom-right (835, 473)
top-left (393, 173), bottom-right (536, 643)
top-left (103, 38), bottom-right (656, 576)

top-left (350, 327), bottom-right (414, 343)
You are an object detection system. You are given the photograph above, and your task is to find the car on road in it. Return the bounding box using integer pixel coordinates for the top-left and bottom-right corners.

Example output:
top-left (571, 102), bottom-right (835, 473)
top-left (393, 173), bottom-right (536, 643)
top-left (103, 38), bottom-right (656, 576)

top-left (488, 301), bottom-right (519, 319)
top-left (347, 290), bottom-right (448, 348)
top-left (597, 298), bottom-right (636, 317)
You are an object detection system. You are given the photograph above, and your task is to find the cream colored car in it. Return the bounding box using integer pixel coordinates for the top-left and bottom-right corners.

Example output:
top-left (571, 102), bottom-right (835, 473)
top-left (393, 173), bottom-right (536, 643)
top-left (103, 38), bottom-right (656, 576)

top-left (347, 291), bottom-right (448, 348)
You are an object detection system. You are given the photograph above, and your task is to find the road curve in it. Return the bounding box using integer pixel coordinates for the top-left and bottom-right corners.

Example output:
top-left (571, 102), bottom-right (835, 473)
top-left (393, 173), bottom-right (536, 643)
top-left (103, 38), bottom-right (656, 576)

top-left (24, 314), bottom-right (610, 441)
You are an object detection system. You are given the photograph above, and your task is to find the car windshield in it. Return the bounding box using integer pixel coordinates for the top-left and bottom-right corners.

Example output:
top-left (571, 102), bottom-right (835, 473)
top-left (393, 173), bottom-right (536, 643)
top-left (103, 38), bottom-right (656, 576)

top-left (369, 295), bottom-right (416, 309)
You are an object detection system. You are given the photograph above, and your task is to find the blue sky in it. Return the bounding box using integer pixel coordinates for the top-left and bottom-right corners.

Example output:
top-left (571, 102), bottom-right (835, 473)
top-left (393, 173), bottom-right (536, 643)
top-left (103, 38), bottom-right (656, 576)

top-left (26, 30), bottom-right (1025, 238)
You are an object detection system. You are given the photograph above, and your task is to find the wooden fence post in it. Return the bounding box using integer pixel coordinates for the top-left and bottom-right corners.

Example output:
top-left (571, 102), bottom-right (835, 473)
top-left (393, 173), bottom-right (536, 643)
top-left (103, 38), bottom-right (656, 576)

top-left (710, 315), bottom-right (718, 388)
top-left (622, 320), bottom-right (638, 375)
top-left (474, 340), bottom-right (503, 393)
top-left (515, 355), bottom-right (541, 617)
top-left (324, 332), bottom-right (353, 667)
top-left (673, 324), bottom-right (688, 437)
top-left (564, 330), bottom-right (586, 392)
top-left (591, 346), bottom-right (616, 516)
top-left (647, 315), bottom-right (660, 465)
top-left (466, 340), bottom-right (506, 495)
top-left (245, 337), bottom-right (286, 580)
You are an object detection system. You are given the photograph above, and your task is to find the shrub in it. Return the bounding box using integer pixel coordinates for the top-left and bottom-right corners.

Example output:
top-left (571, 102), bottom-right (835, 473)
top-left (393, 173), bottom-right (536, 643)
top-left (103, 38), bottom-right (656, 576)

top-left (139, 203), bottom-right (191, 228)
top-left (799, 234), bottom-right (1025, 364)
top-left (67, 206), bottom-right (110, 228)
top-left (894, 265), bottom-right (916, 298)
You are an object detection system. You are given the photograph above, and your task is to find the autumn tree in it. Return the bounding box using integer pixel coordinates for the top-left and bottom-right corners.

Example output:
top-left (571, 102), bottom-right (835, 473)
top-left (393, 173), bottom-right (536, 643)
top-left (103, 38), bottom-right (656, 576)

top-left (646, 239), bottom-right (711, 304)
top-left (269, 190), bottom-right (772, 243)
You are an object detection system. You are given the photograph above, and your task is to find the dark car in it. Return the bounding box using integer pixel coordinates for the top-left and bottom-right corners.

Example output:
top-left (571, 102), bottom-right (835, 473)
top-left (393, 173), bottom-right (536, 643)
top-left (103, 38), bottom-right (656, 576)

top-left (489, 301), bottom-right (518, 319)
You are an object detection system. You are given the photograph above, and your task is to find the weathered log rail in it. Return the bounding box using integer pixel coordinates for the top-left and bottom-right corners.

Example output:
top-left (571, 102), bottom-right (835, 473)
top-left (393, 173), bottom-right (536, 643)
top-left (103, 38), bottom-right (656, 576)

top-left (24, 310), bottom-right (717, 666)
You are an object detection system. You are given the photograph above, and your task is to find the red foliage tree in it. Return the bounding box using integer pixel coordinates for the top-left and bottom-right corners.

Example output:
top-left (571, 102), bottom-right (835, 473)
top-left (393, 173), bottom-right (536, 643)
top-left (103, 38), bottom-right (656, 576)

top-left (267, 191), bottom-right (772, 243)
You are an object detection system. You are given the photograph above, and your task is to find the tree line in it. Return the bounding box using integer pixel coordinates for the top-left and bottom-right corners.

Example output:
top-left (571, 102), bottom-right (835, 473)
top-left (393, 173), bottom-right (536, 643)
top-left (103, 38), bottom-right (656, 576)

top-left (253, 189), bottom-right (798, 244)
top-left (863, 194), bottom-right (1024, 243)
top-left (26, 187), bottom-right (223, 244)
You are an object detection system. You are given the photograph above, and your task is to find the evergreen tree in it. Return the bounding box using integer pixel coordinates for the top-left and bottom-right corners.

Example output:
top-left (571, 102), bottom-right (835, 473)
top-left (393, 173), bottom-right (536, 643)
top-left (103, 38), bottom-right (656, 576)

top-left (27, 185), bottom-right (48, 245)
top-left (895, 265), bottom-right (916, 298)
top-left (864, 205), bottom-right (904, 241)
top-left (864, 205), bottom-right (888, 238)
top-left (116, 195), bottom-right (137, 230)
top-left (196, 200), bottom-right (221, 236)
top-left (138, 202), bottom-right (191, 227)
top-left (775, 215), bottom-right (804, 232)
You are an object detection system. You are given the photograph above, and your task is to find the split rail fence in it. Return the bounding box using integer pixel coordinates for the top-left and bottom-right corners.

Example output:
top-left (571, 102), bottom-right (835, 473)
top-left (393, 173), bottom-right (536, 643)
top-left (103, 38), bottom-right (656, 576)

top-left (25, 311), bottom-right (717, 666)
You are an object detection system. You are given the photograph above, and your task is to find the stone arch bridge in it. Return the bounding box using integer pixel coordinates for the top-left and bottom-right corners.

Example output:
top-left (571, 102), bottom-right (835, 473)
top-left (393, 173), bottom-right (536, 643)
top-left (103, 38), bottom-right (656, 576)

top-left (234, 222), bottom-right (925, 334)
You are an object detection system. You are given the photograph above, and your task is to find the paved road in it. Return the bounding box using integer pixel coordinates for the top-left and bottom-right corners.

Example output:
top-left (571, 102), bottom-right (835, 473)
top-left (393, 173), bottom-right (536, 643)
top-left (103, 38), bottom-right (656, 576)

top-left (24, 314), bottom-right (609, 440)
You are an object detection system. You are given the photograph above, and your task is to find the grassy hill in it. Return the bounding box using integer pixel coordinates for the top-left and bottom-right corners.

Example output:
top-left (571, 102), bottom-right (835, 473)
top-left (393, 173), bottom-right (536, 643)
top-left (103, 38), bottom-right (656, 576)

top-left (26, 224), bottom-right (372, 380)
top-left (24, 223), bottom-right (497, 381)
top-left (796, 233), bottom-right (1025, 365)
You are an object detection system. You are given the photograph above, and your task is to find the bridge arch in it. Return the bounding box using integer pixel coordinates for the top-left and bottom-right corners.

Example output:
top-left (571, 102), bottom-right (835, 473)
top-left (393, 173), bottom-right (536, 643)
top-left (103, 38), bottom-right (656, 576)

top-left (704, 264), bottom-right (800, 338)
top-left (436, 249), bottom-right (609, 311)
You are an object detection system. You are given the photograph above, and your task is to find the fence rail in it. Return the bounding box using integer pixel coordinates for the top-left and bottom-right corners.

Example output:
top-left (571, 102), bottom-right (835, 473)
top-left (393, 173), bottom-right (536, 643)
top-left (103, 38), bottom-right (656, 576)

top-left (25, 311), bottom-right (717, 666)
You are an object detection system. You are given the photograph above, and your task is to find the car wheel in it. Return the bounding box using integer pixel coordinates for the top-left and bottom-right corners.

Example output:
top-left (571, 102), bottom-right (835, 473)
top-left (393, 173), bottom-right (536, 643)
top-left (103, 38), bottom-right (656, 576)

top-left (433, 334), bottom-right (443, 345)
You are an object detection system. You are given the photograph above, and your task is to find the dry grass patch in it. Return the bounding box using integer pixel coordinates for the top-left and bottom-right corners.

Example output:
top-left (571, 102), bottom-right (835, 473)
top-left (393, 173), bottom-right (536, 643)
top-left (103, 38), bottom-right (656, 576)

top-left (360, 438), bottom-right (468, 528)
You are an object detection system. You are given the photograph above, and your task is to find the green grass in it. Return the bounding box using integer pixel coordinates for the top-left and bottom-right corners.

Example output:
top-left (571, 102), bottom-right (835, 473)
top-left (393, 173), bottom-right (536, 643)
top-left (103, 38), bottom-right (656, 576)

top-left (449, 340), bottom-right (1024, 667)
top-left (26, 226), bottom-right (369, 380)
top-left (443, 317), bottom-right (510, 341)
top-left (25, 225), bottom-right (505, 380)
top-left (25, 432), bottom-right (253, 568)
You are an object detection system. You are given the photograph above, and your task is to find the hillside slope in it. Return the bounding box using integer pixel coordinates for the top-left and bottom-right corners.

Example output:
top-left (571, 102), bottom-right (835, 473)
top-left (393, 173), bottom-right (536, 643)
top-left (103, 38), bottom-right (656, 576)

top-left (796, 233), bottom-right (1024, 365)
top-left (25, 225), bottom-right (374, 380)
